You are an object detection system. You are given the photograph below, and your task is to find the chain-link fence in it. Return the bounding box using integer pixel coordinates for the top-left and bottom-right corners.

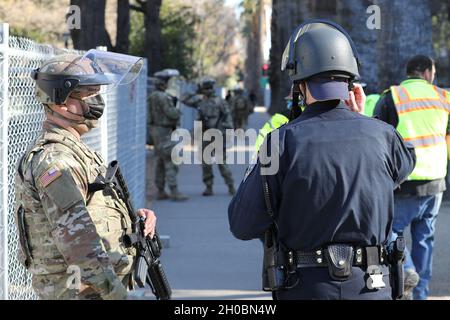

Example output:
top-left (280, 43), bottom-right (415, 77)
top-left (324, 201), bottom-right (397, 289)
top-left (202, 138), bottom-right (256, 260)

top-left (0, 23), bottom-right (147, 300)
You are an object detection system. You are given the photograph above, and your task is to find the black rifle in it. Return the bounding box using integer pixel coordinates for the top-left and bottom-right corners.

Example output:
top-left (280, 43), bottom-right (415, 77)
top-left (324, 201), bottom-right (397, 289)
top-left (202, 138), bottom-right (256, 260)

top-left (103, 160), bottom-right (172, 300)
top-left (387, 235), bottom-right (405, 300)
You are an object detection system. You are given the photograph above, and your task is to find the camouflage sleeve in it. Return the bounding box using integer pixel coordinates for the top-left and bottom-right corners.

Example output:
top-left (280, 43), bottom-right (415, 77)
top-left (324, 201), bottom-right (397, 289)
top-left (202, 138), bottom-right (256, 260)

top-left (182, 93), bottom-right (203, 108)
top-left (228, 97), bottom-right (235, 116)
top-left (159, 94), bottom-right (181, 121)
top-left (220, 99), bottom-right (234, 130)
top-left (32, 149), bottom-right (127, 300)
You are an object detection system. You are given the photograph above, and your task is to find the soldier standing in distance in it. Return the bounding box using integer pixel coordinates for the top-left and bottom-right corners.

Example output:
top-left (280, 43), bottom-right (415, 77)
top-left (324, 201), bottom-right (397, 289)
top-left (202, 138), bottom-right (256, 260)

top-left (15, 50), bottom-right (156, 300)
top-left (183, 78), bottom-right (236, 196)
top-left (229, 87), bottom-right (252, 129)
top-left (148, 69), bottom-right (188, 201)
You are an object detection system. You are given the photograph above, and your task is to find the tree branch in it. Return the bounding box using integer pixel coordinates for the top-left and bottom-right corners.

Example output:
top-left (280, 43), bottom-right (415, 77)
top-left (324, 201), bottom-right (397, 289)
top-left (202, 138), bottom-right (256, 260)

top-left (130, 4), bottom-right (145, 13)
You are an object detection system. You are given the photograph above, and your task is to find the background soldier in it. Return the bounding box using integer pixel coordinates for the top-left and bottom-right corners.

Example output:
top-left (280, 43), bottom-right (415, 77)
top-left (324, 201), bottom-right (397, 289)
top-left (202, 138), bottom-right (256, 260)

top-left (183, 78), bottom-right (236, 196)
top-left (229, 87), bottom-right (252, 129)
top-left (148, 69), bottom-right (188, 201)
top-left (14, 50), bottom-right (156, 300)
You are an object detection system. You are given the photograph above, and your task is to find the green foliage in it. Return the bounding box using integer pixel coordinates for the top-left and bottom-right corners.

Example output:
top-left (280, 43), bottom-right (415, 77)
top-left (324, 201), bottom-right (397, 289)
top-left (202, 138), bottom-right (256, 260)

top-left (129, 2), bottom-right (197, 78)
top-left (10, 26), bottom-right (52, 43)
top-left (160, 2), bottom-right (196, 78)
top-left (129, 11), bottom-right (146, 58)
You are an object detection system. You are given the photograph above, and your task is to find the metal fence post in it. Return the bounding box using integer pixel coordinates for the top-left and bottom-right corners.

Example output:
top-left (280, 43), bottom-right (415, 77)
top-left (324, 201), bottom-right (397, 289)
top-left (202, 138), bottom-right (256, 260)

top-left (0, 23), bottom-right (10, 300)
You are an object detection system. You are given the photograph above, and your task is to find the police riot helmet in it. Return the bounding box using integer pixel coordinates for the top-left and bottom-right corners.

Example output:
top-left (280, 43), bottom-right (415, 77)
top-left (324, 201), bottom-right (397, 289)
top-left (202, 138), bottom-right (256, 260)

top-left (153, 69), bottom-right (180, 89)
top-left (281, 20), bottom-right (360, 82)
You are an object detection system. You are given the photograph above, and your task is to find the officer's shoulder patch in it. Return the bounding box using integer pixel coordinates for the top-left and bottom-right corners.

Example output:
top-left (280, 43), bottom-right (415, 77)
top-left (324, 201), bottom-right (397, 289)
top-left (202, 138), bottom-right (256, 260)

top-left (39, 166), bottom-right (62, 188)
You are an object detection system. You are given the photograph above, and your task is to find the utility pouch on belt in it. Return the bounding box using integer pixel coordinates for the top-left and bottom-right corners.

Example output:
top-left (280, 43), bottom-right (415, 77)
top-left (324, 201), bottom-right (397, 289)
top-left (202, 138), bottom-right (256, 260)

top-left (16, 206), bottom-right (33, 268)
top-left (325, 244), bottom-right (354, 281)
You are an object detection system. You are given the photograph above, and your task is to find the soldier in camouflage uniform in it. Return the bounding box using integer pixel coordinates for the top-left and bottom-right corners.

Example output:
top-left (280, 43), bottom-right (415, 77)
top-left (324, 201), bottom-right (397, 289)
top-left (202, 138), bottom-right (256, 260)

top-left (229, 87), bottom-right (252, 129)
top-left (183, 78), bottom-right (236, 196)
top-left (14, 50), bottom-right (156, 300)
top-left (148, 69), bottom-right (188, 201)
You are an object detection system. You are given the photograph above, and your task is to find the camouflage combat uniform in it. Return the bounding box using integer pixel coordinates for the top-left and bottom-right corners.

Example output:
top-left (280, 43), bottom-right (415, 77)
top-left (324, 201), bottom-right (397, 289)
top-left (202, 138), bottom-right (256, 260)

top-left (147, 89), bottom-right (182, 194)
top-left (184, 92), bottom-right (235, 193)
top-left (15, 123), bottom-right (135, 300)
top-left (230, 93), bottom-right (252, 129)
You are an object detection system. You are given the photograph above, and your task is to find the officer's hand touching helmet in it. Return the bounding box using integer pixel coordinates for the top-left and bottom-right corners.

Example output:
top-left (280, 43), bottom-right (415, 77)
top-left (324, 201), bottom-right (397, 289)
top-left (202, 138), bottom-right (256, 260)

top-left (281, 20), bottom-right (365, 116)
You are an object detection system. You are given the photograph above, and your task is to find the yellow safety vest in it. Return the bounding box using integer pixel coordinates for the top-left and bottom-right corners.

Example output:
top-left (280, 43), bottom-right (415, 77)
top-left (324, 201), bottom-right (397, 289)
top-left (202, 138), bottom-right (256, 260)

top-left (254, 113), bottom-right (289, 153)
top-left (391, 79), bottom-right (450, 180)
top-left (363, 94), bottom-right (381, 117)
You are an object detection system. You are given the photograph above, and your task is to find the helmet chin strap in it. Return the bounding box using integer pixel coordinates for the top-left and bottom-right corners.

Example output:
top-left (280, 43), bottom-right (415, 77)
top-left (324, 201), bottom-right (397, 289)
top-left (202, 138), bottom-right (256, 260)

top-left (45, 104), bottom-right (87, 125)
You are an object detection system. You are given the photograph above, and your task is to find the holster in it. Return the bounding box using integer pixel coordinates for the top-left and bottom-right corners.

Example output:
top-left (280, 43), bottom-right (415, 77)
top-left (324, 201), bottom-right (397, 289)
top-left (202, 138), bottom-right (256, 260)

top-left (324, 244), bottom-right (354, 281)
top-left (262, 227), bottom-right (286, 291)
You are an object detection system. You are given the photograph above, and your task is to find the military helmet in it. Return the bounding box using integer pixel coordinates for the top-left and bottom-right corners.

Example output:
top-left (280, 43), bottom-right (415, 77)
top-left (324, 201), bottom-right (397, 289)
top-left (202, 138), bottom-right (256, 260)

top-left (281, 19), bottom-right (360, 82)
top-left (198, 77), bottom-right (216, 91)
top-left (233, 85), bottom-right (244, 94)
top-left (32, 49), bottom-right (144, 105)
top-left (153, 69), bottom-right (180, 89)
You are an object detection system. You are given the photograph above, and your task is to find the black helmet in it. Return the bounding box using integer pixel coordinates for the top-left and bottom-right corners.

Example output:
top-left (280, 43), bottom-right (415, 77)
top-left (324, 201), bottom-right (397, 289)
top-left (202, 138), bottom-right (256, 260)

top-left (281, 20), bottom-right (360, 82)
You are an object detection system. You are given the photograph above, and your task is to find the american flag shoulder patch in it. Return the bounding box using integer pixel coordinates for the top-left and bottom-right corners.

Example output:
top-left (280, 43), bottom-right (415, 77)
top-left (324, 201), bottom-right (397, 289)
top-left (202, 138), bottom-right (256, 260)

top-left (39, 166), bottom-right (62, 188)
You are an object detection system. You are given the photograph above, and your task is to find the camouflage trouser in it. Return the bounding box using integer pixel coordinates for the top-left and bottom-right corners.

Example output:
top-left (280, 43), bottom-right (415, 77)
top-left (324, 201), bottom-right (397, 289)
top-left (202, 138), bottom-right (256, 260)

top-left (31, 272), bottom-right (133, 300)
top-left (201, 140), bottom-right (234, 188)
top-left (150, 126), bottom-right (179, 190)
top-left (233, 112), bottom-right (248, 129)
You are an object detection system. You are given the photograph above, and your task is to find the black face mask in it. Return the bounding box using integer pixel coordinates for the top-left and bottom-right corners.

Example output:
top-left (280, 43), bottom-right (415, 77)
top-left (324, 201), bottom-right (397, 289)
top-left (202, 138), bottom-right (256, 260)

top-left (82, 94), bottom-right (105, 120)
top-left (67, 94), bottom-right (105, 121)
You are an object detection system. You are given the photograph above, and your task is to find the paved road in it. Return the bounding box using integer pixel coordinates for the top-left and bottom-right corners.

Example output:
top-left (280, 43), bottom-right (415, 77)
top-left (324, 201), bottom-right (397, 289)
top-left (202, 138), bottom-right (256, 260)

top-left (145, 109), bottom-right (450, 300)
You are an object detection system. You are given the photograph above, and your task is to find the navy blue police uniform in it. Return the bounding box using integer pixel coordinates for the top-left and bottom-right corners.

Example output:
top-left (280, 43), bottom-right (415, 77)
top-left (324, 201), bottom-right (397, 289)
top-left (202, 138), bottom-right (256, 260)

top-left (228, 99), bottom-right (416, 300)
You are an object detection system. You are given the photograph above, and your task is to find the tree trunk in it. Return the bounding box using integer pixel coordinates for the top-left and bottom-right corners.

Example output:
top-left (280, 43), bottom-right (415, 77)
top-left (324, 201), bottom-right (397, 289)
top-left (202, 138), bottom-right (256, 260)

top-left (268, 0), bottom-right (310, 115)
top-left (377, 0), bottom-right (433, 90)
top-left (69, 0), bottom-right (112, 50)
top-left (337, 0), bottom-right (378, 93)
top-left (145, 0), bottom-right (163, 75)
top-left (244, 1), bottom-right (263, 106)
top-left (115, 0), bottom-right (130, 53)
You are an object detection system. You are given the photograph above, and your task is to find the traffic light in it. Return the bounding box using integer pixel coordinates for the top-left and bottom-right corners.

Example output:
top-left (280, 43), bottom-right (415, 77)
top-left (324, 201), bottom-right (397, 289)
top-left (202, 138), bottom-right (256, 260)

top-left (262, 63), bottom-right (269, 77)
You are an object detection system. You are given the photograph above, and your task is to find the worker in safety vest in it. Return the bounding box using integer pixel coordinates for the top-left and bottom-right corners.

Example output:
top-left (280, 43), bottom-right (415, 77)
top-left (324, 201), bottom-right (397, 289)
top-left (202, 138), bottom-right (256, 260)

top-left (374, 54), bottom-right (450, 300)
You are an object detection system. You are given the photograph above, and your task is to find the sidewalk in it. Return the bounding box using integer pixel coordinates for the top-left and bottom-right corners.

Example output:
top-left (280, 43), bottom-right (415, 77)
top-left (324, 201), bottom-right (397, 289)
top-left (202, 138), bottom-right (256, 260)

top-left (145, 108), bottom-right (450, 300)
top-left (146, 109), bottom-right (271, 300)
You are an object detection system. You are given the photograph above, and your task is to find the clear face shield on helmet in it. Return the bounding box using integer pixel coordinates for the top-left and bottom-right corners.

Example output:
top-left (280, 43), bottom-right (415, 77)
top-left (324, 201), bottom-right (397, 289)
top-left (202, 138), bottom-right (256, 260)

top-left (33, 49), bottom-right (144, 106)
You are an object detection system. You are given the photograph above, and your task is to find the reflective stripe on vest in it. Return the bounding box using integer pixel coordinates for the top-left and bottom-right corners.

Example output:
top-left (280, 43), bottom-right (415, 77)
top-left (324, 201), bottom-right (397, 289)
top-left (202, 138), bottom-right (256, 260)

top-left (391, 79), bottom-right (450, 180)
top-left (254, 113), bottom-right (289, 153)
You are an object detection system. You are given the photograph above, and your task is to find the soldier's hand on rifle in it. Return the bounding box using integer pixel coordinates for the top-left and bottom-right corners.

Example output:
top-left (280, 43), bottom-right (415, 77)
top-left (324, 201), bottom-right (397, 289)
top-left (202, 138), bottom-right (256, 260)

top-left (137, 208), bottom-right (157, 238)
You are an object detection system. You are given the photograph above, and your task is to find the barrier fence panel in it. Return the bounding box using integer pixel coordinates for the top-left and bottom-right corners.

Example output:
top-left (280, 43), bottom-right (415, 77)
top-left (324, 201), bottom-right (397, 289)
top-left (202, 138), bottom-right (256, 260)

top-left (0, 23), bottom-right (147, 299)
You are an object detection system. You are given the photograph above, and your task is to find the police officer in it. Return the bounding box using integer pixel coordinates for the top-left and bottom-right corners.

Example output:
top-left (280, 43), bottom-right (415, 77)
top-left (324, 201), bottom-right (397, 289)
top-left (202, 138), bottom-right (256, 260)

top-left (148, 69), bottom-right (188, 201)
top-left (183, 78), bottom-right (236, 196)
top-left (228, 21), bottom-right (416, 300)
top-left (229, 87), bottom-right (252, 129)
top-left (14, 50), bottom-right (157, 300)
top-left (374, 55), bottom-right (450, 300)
